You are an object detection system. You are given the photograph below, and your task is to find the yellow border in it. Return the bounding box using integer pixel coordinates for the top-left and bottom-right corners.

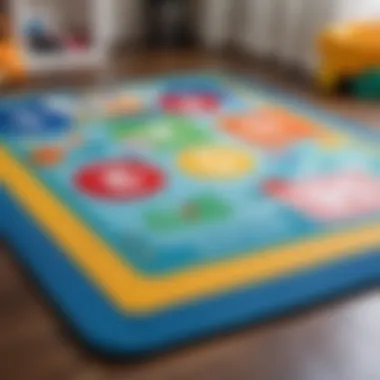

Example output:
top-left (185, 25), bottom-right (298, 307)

top-left (1, 147), bottom-right (379, 314)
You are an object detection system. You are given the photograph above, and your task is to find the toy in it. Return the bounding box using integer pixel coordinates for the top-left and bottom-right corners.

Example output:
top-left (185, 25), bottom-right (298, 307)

top-left (0, 15), bottom-right (25, 84)
top-left (10, 0), bottom-right (111, 73)
top-left (63, 27), bottom-right (91, 52)
top-left (24, 2), bottom-right (63, 53)
top-left (318, 21), bottom-right (380, 96)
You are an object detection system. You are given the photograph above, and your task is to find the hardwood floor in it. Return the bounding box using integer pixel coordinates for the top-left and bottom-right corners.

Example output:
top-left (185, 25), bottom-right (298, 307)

top-left (1, 50), bottom-right (379, 380)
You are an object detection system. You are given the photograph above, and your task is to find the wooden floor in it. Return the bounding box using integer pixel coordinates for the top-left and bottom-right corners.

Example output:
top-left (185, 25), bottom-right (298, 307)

top-left (1, 50), bottom-right (380, 380)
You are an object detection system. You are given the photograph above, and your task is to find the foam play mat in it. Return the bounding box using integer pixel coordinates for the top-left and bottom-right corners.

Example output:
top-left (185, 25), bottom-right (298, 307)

top-left (1, 73), bottom-right (379, 354)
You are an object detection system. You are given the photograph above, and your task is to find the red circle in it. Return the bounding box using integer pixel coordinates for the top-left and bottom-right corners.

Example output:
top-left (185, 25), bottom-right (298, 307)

top-left (74, 160), bottom-right (165, 201)
top-left (262, 179), bottom-right (287, 196)
top-left (160, 94), bottom-right (220, 113)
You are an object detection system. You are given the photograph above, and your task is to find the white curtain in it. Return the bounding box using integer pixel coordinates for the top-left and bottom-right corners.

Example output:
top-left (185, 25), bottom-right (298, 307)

top-left (112, 0), bottom-right (143, 45)
top-left (57, 0), bottom-right (380, 69)
top-left (199, 0), bottom-right (380, 72)
top-left (35, 0), bottom-right (380, 57)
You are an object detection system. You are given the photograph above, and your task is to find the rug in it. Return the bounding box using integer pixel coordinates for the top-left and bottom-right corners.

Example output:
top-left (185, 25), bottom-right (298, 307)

top-left (1, 72), bottom-right (379, 354)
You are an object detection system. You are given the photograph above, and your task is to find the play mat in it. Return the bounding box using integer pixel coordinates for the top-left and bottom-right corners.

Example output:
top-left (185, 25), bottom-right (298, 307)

top-left (1, 73), bottom-right (379, 354)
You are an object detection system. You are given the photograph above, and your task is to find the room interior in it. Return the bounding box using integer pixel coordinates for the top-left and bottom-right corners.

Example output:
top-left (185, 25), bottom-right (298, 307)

top-left (1, 1), bottom-right (380, 380)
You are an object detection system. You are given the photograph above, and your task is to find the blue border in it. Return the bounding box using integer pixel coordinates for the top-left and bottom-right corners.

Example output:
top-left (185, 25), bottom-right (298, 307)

top-left (1, 189), bottom-right (379, 355)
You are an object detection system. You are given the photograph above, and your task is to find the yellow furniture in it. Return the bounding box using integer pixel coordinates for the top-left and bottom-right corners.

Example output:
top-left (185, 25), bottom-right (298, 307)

top-left (318, 21), bottom-right (380, 91)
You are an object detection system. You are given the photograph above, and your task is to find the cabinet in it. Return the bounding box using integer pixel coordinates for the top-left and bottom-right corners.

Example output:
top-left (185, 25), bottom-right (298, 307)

top-left (10, 0), bottom-right (112, 73)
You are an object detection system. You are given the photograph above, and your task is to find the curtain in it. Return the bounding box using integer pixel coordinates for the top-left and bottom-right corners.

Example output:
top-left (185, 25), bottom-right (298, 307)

top-left (199, 0), bottom-right (380, 71)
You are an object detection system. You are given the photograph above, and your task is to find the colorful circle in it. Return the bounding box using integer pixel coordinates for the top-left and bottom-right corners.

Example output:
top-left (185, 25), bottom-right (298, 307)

top-left (0, 99), bottom-right (71, 136)
top-left (74, 160), bottom-right (165, 201)
top-left (262, 178), bottom-right (287, 196)
top-left (111, 114), bottom-right (212, 150)
top-left (31, 146), bottom-right (66, 166)
top-left (317, 131), bottom-right (348, 150)
top-left (178, 146), bottom-right (253, 179)
top-left (106, 95), bottom-right (143, 116)
top-left (160, 94), bottom-right (221, 113)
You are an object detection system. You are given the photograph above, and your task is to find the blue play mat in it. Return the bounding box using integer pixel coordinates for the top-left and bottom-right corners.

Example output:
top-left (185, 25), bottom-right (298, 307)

top-left (1, 72), bottom-right (379, 354)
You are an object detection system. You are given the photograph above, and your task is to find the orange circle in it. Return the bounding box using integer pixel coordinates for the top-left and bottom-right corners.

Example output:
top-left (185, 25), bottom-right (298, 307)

top-left (31, 146), bottom-right (65, 166)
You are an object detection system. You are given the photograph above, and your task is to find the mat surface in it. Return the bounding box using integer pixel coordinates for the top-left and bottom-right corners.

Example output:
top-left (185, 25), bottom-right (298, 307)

top-left (1, 73), bottom-right (379, 354)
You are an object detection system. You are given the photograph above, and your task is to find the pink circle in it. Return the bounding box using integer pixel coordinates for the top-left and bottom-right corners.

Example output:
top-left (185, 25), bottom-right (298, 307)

top-left (74, 159), bottom-right (165, 201)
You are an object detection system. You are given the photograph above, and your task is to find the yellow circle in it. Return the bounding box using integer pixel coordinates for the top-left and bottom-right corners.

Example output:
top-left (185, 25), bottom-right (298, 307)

top-left (106, 95), bottom-right (143, 116)
top-left (178, 146), bottom-right (254, 179)
top-left (318, 131), bottom-right (348, 151)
